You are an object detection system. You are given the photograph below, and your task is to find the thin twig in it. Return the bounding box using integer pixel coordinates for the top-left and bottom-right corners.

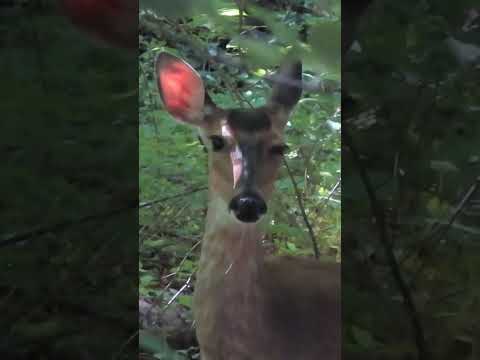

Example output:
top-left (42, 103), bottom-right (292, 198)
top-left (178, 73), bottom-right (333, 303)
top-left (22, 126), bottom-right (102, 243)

top-left (401, 176), bottom-right (480, 266)
top-left (323, 179), bottom-right (341, 206)
top-left (139, 187), bottom-right (207, 209)
top-left (0, 187), bottom-right (207, 249)
top-left (163, 240), bottom-right (202, 290)
top-left (432, 176), bottom-right (479, 241)
top-left (164, 275), bottom-right (193, 308)
top-left (343, 128), bottom-right (430, 360)
top-left (282, 156), bottom-right (320, 258)
top-left (112, 330), bottom-right (139, 360)
top-left (411, 177), bottom-right (480, 281)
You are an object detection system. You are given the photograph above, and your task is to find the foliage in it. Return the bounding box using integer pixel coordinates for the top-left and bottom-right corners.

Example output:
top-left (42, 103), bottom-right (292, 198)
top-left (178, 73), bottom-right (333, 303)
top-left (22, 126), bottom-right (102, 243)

top-left (0, 2), bottom-right (138, 359)
top-left (344, 1), bottom-right (480, 359)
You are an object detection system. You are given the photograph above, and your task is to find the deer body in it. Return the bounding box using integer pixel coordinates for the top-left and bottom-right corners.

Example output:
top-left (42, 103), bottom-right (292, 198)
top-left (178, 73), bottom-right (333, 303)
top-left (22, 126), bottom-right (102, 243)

top-left (195, 196), bottom-right (340, 360)
top-left (155, 53), bottom-right (340, 360)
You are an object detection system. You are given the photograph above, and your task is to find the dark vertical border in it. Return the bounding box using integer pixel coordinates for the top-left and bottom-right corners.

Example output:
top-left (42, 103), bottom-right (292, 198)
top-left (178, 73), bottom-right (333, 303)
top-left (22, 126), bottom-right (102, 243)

top-left (0, 1), bottom-right (139, 359)
top-left (343, 1), bottom-right (479, 359)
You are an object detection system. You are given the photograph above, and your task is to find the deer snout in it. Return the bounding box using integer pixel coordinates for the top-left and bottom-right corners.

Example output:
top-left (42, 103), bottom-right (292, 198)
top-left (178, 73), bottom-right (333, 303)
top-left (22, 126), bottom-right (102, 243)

top-left (229, 193), bottom-right (267, 223)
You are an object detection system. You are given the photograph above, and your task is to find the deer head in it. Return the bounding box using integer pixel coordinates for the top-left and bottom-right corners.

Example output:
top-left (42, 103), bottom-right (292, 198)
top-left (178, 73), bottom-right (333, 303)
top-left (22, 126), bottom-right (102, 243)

top-left (155, 52), bottom-right (302, 223)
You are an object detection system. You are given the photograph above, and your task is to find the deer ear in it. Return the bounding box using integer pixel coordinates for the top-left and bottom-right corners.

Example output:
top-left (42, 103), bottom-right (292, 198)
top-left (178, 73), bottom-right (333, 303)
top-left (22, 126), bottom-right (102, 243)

top-left (269, 61), bottom-right (302, 112)
top-left (155, 52), bottom-right (206, 126)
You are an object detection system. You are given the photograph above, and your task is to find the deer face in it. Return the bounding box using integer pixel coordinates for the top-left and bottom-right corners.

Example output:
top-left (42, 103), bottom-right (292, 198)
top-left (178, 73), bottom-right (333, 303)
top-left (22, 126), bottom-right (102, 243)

top-left (155, 52), bottom-right (302, 223)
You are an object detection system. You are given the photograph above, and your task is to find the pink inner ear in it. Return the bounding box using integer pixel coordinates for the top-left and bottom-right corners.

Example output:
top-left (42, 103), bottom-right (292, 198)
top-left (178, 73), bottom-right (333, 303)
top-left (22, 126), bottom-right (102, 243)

top-left (158, 60), bottom-right (204, 120)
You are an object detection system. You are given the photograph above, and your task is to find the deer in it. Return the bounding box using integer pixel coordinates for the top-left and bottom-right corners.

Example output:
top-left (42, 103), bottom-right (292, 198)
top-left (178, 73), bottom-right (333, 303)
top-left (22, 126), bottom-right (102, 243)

top-left (155, 52), bottom-right (340, 360)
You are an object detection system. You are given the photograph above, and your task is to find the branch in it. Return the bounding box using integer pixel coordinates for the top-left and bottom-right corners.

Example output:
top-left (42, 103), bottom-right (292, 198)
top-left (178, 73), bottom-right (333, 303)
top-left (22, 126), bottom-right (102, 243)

top-left (431, 176), bottom-right (479, 241)
top-left (139, 187), bottom-right (207, 209)
top-left (140, 13), bottom-right (329, 94)
top-left (410, 177), bottom-right (480, 281)
top-left (0, 187), bottom-right (207, 249)
top-left (343, 128), bottom-right (431, 360)
top-left (282, 156), bottom-right (320, 259)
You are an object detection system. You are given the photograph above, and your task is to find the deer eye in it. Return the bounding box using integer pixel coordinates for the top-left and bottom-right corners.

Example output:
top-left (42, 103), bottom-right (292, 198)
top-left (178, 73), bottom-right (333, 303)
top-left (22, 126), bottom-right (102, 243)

top-left (209, 136), bottom-right (226, 151)
top-left (270, 144), bottom-right (289, 156)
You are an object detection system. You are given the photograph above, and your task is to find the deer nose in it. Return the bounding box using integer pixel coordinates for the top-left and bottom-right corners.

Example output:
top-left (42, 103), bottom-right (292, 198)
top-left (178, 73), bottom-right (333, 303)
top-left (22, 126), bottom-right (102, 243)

top-left (229, 194), bottom-right (267, 223)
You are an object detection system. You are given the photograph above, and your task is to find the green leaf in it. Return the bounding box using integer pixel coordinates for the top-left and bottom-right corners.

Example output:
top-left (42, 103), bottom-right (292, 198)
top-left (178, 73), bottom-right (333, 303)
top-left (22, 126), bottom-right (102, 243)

top-left (178, 295), bottom-right (193, 309)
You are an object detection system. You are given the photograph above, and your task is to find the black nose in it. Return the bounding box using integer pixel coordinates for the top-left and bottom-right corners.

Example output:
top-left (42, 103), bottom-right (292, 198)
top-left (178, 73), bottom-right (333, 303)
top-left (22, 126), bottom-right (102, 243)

top-left (229, 194), bottom-right (267, 223)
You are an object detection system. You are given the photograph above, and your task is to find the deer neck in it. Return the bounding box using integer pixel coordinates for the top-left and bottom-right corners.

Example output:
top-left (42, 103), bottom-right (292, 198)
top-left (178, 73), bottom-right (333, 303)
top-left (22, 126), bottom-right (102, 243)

top-left (194, 194), bottom-right (268, 358)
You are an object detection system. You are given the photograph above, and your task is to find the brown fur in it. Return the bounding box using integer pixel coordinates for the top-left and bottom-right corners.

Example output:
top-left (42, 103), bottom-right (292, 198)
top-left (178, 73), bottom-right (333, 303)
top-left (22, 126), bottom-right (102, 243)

top-left (194, 198), bottom-right (340, 360)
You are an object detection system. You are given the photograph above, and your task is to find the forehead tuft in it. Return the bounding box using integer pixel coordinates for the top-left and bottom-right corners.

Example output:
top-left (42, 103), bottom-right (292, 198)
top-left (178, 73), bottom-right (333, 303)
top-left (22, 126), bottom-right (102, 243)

top-left (227, 109), bottom-right (271, 132)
